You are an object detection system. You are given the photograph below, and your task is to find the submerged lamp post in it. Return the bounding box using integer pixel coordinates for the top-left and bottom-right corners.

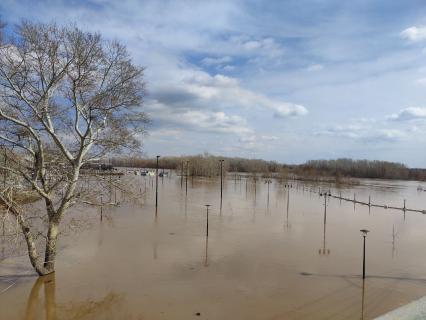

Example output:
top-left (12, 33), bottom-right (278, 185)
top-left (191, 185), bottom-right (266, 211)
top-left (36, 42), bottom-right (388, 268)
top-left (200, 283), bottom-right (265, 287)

top-left (320, 192), bottom-right (328, 224)
top-left (155, 155), bottom-right (160, 209)
top-left (360, 229), bottom-right (370, 279)
top-left (205, 204), bottom-right (211, 237)
top-left (265, 179), bottom-right (272, 206)
top-left (185, 160), bottom-right (190, 196)
top-left (219, 159), bottom-right (224, 208)
top-left (180, 161), bottom-right (184, 188)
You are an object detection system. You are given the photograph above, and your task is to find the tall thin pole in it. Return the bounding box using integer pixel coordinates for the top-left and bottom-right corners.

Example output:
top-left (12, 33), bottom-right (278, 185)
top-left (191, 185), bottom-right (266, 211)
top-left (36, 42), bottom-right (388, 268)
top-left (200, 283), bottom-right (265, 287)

top-left (286, 187), bottom-right (290, 227)
top-left (324, 193), bottom-right (327, 225)
top-left (180, 161), bottom-right (183, 188)
top-left (205, 205), bottom-right (210, 237)
top-left (155, 155), bottom-right (160, 209)
top-left (185, 161), bottom-right (189, 196)
top-left (360, 229), bottom-right (369, 279)
top-left (362, 235), bottom-right (366, 279)
top-left (100, 195), bottom-right (103, 221)
top-left (219, 160), bottom-right (224, 209)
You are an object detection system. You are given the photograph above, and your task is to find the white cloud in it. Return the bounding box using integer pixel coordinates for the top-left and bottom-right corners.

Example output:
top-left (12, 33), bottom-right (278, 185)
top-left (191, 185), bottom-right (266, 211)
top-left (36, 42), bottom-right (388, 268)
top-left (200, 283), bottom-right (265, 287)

top-left (316, 124), bottom-right (405, 143)
top-left (146, 100), bottom-right (253, 136)
top-left (260, 135), bottom-right (279, 141)
top-left (151, 70), bottom-right (308, 119)
top-left (222, 65), bottom-right (236, 71)
top-left (201, 56), bottom-right (232, 66)
top-left (401, 26), bottom-right (426, 42)
top-left (306, 64), bottom-right (324, 72)
top-left (149, 129), bottom-right (182, 138)
top-left (228, 35), bottom-right (284, 59)
top-left (388, 107), bottom-right (426, 121)
top-left (415, 78), bottom-right (426, 86)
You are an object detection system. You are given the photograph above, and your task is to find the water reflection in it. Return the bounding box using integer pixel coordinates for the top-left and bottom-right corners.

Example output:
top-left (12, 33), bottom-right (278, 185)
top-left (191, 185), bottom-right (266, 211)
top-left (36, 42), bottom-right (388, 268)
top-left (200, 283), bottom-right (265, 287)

top-left (153, 216), bottom-right (159, 260)
top-left (24, 274), bottom-right (125, 320)
top-left (392, 225), bottom-right (398, 258)
top-left (361, 279), bottom-right (366, 320)
top-left (319, 223), bottom-right (330, 256)
top-left (285, 188), bottom-right (291, 230)
top-left (25, 274), bottom-right (57, 320)
top-left (204, 237), bottom-right (209, 267)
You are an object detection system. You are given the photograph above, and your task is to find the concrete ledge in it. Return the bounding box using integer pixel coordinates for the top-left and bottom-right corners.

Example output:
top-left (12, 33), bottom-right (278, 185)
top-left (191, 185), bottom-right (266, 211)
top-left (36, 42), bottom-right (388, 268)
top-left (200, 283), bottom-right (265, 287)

top-left (375, 296), bottom-right (426, 319)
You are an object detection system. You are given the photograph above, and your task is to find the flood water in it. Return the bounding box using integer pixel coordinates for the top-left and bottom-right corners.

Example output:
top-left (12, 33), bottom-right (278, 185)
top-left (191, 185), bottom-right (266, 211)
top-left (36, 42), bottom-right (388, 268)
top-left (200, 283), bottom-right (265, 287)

top-left (1, 173), bottom-right (426, 319)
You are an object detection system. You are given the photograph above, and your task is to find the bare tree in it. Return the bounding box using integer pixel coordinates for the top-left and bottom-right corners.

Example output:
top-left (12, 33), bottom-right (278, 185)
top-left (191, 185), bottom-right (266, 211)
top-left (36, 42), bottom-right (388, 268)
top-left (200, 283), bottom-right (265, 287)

top-left (0, 22), bottom-right (147, 275)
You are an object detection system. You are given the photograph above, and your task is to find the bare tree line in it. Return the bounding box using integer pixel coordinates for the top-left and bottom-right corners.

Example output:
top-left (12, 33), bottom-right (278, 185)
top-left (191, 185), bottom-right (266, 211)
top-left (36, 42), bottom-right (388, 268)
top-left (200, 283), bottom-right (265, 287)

top-left (297, 159), bottom-right (426, 181)
top-left (110, 153), bottom-right (282, 176)
top-left (111, 155), bottom-right (426, 181)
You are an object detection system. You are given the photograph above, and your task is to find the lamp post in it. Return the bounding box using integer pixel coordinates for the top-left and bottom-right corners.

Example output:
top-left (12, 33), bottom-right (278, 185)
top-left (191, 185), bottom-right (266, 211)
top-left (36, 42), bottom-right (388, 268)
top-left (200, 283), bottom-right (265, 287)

top-left (265, 179), bottom-right (272, 207)
top-left (360, 229), bottom-right (370, 279)
top-left (180, 161), bottom-right (184, 188)
top-left (320, 192), bottom-right (328, 225)
top-left (155, 155), bottom-right (160, 209)
top-left (219, 159), bottom-right (224, 209)
top-left (285, 187), bottom-right (290, 229)
top-left (185, 160), bottom-right (189, 196)
top-left (205, 204), bottom-right (211, 237)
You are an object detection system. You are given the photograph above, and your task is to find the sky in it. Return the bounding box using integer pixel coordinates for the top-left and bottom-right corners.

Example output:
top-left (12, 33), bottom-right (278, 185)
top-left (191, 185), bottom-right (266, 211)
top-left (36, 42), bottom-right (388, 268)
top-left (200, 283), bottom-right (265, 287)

top-left (1, 0), bottom-right (426, 167)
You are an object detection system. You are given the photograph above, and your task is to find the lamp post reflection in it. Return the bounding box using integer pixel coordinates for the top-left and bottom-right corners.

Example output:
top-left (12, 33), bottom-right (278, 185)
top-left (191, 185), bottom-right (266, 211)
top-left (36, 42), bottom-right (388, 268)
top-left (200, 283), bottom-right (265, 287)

top-left (285, 187), bottom-right (291, 230)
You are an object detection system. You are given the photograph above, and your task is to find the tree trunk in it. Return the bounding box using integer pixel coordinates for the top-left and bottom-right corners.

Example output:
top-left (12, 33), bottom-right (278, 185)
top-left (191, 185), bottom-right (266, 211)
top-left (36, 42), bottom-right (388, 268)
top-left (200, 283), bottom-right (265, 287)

top-left (19, 216), bottom-right (49, 276)
top-left (43, 221), bottom-right (59, 274)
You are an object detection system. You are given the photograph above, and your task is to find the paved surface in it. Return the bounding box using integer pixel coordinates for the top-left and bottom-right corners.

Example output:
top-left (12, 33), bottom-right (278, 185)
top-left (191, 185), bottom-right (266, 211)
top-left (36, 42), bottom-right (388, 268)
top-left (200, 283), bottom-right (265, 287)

top-left (375, 296), bottom-right (426, 320)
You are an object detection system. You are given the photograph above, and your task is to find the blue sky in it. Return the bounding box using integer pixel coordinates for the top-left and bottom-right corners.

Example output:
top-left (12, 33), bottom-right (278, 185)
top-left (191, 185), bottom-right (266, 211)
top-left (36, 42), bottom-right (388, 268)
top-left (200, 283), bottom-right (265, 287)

top-left (2, 1), bottom-right (426, 167)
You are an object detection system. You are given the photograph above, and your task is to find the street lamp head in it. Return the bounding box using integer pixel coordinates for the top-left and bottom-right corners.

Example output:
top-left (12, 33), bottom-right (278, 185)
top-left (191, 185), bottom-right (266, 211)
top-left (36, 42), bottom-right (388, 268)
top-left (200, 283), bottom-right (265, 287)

top-left (360, 229), bottom-right (370, 236)
top-left (205, 204), bottom-right (211, 208)
top-left (156, 155), bottom-right (160, 159)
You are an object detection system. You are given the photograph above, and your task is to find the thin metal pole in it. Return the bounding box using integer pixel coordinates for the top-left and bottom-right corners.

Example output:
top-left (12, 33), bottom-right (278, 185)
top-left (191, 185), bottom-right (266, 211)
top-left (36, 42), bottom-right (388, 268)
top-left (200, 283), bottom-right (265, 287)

top-left (155, 155), bottom-right (160, 209)
top-left (185, 161), bottom-right (189, 196)
top-left (286, 187), bottom-right (290, 224)
top-left (220, 160), bottom-right (223, 207)
top-left (267, 180), bottom-right (270, 206)
top-left (205, 205), bottom-right (210, 237)
top-left (324, 194), bottom-right (327, 225)
top-left (362, 235), bottom-right (366, 279)
top-left (180, 161), bottom-right (183, 188)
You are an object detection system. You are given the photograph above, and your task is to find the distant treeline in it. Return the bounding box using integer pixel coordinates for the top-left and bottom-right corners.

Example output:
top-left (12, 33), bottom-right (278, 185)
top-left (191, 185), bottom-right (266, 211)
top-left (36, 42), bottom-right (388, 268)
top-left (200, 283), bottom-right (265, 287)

top-left (110, 154), bottom-right (282, 177)
top-left (296, 159), bottom-right (426, 181)
top-left (108, 155), bottom-right (426, 181)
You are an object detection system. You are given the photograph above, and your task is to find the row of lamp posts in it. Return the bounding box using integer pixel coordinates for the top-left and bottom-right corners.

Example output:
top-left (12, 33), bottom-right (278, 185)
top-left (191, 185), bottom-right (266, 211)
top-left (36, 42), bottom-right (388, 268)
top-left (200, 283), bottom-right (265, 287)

top-left (154, 157), bottom-right (370, 279)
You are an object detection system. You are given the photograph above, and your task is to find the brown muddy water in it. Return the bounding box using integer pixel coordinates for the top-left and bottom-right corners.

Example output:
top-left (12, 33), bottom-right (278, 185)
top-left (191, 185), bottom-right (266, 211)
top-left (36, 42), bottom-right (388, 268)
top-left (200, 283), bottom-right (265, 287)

top-left (1, 173), bottom-right (426, 319)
